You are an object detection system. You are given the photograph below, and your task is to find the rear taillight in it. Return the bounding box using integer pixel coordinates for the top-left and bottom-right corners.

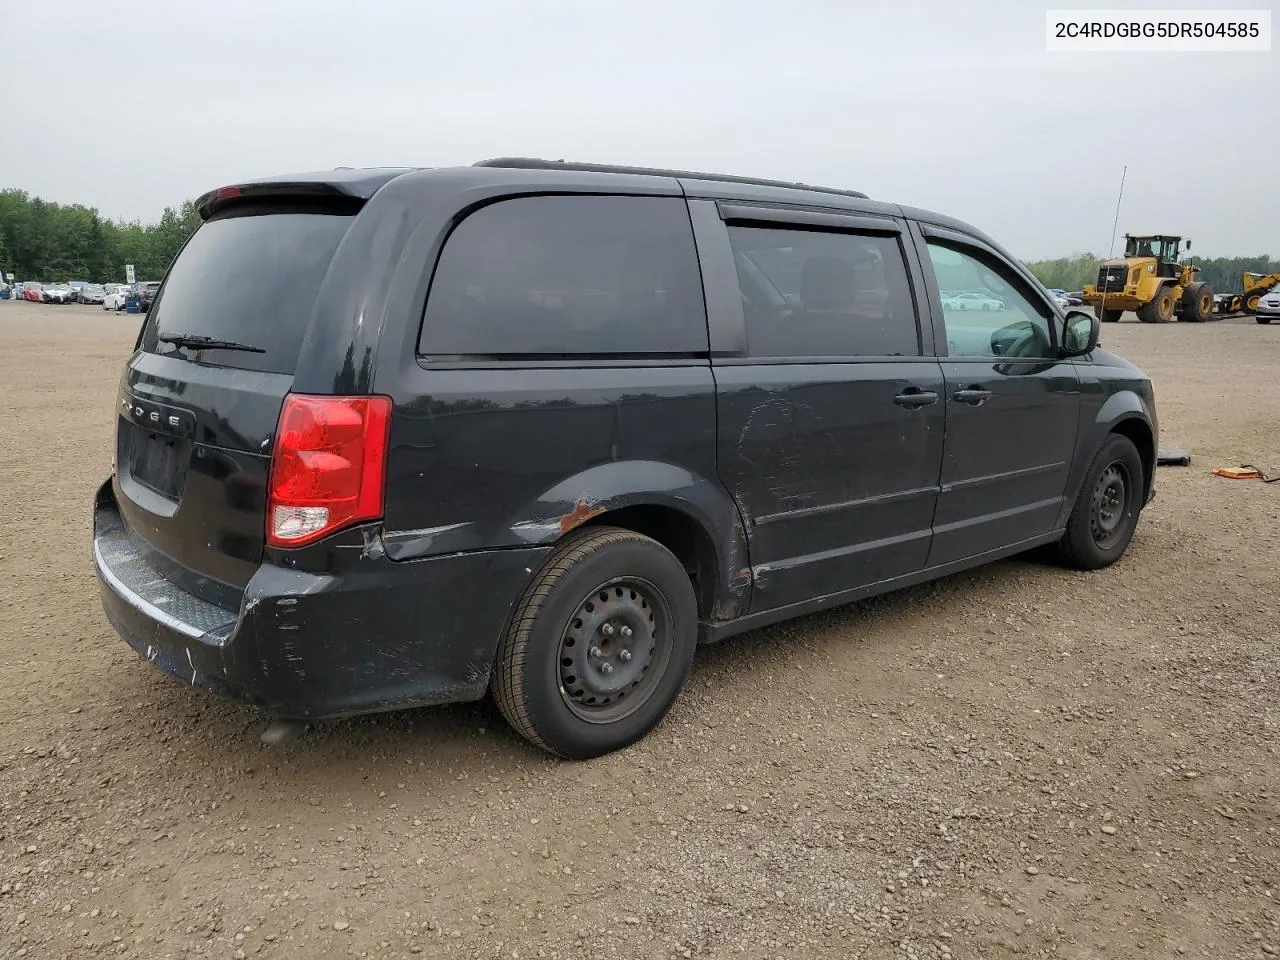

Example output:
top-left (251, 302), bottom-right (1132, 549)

top-left (266, 394), bottom-right (392, 548)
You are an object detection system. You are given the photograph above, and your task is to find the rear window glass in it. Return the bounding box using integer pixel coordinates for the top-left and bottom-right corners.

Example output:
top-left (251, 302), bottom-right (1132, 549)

top-left (419, 195), bottom-right (707, 358)
top-left (140, 208), bottom-right (353, 374)
top-left (728, 226), bottom-right (919, 358)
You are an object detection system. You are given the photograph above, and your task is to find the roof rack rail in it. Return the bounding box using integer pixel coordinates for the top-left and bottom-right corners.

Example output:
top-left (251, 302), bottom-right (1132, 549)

top-left (474, 157), bottom-right (868, 200)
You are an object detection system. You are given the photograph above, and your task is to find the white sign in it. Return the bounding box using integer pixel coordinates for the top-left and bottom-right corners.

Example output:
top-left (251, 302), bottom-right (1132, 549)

top-left (125, 264), bottom-right (136, 284)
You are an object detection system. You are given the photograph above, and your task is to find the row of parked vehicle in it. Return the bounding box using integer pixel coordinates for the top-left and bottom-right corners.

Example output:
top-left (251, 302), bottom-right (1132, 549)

top-left (939, 289), bottom-right (1084, 312)
top-left (5, 280), bottom-right (160, 311)
top-left (1047, 288), bottom-right (1087, 309)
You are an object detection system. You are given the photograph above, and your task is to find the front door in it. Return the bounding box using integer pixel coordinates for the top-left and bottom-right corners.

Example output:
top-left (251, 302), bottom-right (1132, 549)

top-left (698, 204), bottom-right (946, 613)
top-left (918, 230), bottom-right (1081, 566)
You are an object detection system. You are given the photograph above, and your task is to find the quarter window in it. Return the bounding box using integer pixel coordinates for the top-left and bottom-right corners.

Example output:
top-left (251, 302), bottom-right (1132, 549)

top-left (420, 195), bottom-right (707, 357)
top-left (727, 226), bottom-right (919, 358)
top-left (926, 242), bottom-right (1055, 359)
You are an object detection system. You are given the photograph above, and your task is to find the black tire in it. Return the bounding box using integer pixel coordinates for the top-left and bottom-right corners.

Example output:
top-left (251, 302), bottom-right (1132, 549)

top-left (1055, 434), bottom-right (1145, 570)
top-left (1179, 282), bottom-right (1213, 323)
top-left (493, 526), bottom-right (697, 759)
top-left (1137, 287), bottom-right (1176, 323)
top-left (1244, 292), bottom-right (1264, 313)
top-left (1259, 316), bottom-right (1273, 325)
top-left (1096, 307), bottom-right (1124, 323)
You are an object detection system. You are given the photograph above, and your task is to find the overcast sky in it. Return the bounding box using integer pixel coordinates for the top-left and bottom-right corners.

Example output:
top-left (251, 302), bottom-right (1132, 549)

top-left (1, 0), bottom-right (1275, 259)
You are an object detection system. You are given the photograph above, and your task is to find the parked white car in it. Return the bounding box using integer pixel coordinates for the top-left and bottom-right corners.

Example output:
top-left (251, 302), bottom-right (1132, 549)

top-left (942, 292), bottom-right (1004, 311)
top-left (103, 285), bottom-right (130, 311)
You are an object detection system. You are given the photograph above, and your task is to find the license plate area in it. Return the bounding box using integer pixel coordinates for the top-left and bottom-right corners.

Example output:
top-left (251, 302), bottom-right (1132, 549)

top-left (119, 421), bottom-right (190, 501)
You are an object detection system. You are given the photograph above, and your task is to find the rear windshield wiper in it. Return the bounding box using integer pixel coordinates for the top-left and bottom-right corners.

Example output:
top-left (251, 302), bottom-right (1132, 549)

top-left (159, 333), bottom-right (265, 354)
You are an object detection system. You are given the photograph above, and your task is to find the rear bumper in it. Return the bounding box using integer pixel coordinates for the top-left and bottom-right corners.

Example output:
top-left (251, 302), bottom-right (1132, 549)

top-left (93, 480), bottom-right (549, 718)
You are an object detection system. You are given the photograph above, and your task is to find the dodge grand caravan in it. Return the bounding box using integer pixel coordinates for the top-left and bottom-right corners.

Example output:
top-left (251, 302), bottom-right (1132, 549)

top-left (93, 159), bottom-right (1158, 758)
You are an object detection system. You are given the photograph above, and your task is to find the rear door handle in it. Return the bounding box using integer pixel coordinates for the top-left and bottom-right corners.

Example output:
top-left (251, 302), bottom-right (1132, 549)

top-left (894, 387), bottom-right (940, 409)
top-left (953, 387), bottom-right (993, 406)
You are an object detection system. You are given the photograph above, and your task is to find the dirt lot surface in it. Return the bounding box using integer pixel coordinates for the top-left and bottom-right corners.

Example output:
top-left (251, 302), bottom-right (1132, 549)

top-left (1, 302), bottom-right (1277, 960)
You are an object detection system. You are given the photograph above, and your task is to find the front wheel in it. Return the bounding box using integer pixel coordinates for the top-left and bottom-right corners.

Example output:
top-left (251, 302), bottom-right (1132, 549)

top-left (1055, 434), bottom-right (1145, 570)
top-left (1259, 316), bottom-right (1273, 325)
top-left (493, 526), bottom-right (697, 759)
top-left (1138, 288), bottom-right (1176, 323)
top-left (1179, 282), bottom-right (1213, 323)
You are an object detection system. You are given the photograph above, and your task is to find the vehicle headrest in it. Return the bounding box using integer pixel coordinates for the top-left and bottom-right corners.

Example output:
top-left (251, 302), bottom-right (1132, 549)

top-left (801, 256), bottom-right (856, 312)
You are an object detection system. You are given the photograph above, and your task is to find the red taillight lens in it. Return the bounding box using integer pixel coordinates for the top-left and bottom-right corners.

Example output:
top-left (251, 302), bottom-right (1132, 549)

top-left (266, 394), bottom-right (392, 548)
top-left (215, 185), bottom-right (242, 200)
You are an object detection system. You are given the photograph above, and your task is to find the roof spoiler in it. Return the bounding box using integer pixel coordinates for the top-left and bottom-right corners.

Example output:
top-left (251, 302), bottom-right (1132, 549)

top-left (194, 168), bottom-right (416, 220)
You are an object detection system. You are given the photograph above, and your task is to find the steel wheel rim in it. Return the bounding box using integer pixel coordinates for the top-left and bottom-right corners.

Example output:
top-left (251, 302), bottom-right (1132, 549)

top-left (1090, 461), bottom-right (1130, 548)
top-left (557, 576), bottom-right (673, 724)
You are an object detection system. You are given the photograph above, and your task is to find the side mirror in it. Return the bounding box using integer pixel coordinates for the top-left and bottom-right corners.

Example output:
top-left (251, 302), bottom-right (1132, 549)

top-left (1060, 308), bottom-right (1099, 358)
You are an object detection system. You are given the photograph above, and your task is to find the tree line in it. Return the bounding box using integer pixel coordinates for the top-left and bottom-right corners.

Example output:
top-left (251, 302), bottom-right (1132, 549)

top-left (1022, 252), bottom-right (1280, 294)
top-left (0, 189), bottom-right (200, 285)
top-left (2, 186), bottom-right (1276, 295)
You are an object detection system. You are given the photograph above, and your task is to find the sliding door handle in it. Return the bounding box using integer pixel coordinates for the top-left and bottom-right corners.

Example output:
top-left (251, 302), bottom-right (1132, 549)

top-left (894, 388), bottom-right (940, 409)
top-left (953, 387), bottom-right (993, 406)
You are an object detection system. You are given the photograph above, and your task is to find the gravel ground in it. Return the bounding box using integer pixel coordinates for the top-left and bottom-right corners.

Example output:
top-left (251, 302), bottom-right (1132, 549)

top-left (1, 303), bottom-right (1277, 960)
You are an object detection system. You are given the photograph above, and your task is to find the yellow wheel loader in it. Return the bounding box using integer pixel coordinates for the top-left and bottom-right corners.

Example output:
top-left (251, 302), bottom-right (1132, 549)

top-left (1082, 234), bottom-right (1214, 324)
top-left (1214, 272), bottom-right (1280, 318)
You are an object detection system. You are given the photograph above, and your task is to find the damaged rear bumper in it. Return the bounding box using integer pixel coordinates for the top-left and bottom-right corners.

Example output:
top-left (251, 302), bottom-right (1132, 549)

top-left (92, 481), bottom-right (548, 719)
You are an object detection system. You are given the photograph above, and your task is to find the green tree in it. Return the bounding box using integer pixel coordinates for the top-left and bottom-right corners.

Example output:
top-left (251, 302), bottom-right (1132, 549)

top-left (0, 189), bottom-right (203, 284)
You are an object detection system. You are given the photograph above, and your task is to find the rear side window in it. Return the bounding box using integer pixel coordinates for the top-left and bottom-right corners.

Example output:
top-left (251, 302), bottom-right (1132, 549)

top-left (728, 226), bottom-right (919, 358)
top-left (420, 195), bottom-right (707, 358)
top-left (140, 207), bottom-right (354, 374)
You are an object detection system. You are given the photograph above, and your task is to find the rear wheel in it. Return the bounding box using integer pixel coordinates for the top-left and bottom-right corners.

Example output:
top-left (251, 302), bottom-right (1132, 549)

top-left (493, 526), bottom-right (697, 759)
top-left (1179, 282), bottom-right (1213, 322)
top-left (1245, 292), bottom-right (1264, 313)
top-left (1096, 307), bottom-right (1124, 323)
top-left (1137, 287), bottom-right (1176, 323)
top-left (1055, 434), bottom-right (1144, 570)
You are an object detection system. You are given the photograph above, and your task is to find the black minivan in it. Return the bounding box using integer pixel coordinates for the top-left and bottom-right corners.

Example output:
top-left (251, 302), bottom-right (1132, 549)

top-left (93, 159), bottom-right (1158, 758)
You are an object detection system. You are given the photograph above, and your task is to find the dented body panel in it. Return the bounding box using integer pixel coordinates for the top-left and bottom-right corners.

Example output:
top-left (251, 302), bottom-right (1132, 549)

top-left (712, 361), bottom-right (946, 611)
top-left (95, 481), bottom-right (544, 717)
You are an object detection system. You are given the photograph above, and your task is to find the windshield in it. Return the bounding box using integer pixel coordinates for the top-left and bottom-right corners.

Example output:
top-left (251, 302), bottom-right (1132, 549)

top-left (140, 207), bottom-right (354, 374)
top-left (1126, 236), bottom-right (1179, 260)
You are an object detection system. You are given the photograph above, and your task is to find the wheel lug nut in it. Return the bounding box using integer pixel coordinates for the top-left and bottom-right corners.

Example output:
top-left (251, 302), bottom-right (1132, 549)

top-left (619, 649), bottom-right (632, 662)
top-left (589, 645), bottom-right (604, 658)
top-left (601, 622), bottom-right (615, 637)
top-left (600, 662), bottom-right (614, 674)
top-left (619, 625), bottom-right (633, 639)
